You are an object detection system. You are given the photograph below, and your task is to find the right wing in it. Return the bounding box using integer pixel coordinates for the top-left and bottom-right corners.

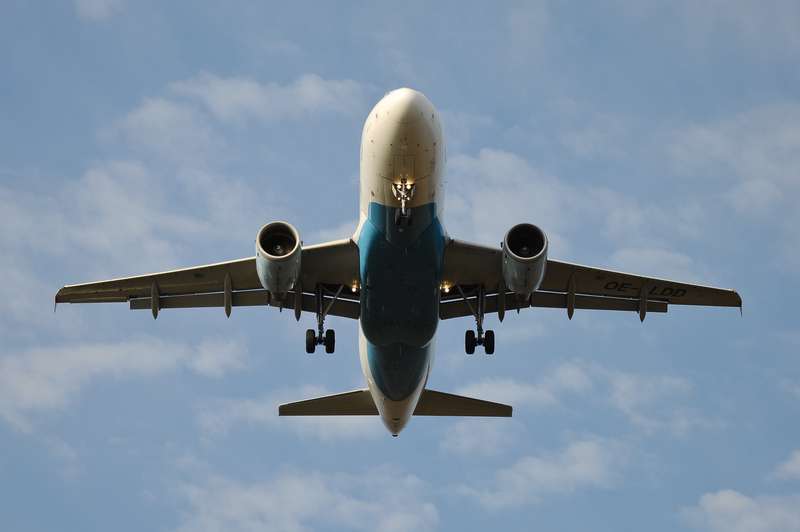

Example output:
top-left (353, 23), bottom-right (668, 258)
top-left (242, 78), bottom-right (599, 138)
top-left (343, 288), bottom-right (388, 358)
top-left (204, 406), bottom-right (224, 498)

top-left (439, 239), bottom-right (741, 320)
top-left (55, 238), bottom-right (361, 319)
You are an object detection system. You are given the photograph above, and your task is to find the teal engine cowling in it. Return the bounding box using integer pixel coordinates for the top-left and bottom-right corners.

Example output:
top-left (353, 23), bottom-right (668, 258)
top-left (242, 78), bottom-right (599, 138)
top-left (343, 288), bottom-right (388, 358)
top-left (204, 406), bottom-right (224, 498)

top-left (255, 221), bottom-right (301, 296)
top-left (502, 223), bottom-right (548, 297)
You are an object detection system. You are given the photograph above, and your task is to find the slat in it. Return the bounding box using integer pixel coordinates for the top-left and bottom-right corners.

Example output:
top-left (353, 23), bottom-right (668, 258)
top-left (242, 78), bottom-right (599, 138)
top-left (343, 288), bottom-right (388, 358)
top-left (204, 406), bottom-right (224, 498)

top-left (130, 290), bottom-right (360, 319)
top-left (439, 290), bottom-right (667, 320)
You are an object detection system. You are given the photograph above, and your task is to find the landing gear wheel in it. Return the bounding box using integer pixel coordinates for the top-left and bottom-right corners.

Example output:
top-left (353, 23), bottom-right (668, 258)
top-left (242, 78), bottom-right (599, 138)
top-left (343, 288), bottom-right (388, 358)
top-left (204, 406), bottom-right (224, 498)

top-left (324, 329), bottom-right (336, 354)
top-left (465, 330), bottom-right (476, 355)
top-left (484, 330), bottom-right (495, 355)
top-left (305, 329), bottom-right (316, 354)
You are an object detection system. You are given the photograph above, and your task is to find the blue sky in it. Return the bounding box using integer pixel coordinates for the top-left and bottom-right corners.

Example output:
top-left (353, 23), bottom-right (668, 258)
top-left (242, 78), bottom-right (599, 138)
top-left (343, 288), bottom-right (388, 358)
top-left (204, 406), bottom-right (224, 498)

top-left (2, 1), bottom-right (800, 531)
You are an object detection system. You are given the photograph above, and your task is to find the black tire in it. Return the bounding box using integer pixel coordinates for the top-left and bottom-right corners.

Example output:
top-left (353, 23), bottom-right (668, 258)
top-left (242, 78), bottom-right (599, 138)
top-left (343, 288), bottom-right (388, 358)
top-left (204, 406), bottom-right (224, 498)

top-left (465, 330), bottom-right (476, 355)
top-left (305, 329), bottom-right (316, 354)
top-left (324, 329), bottom-right (336, 354)
top-left (484, 330), bottom-right (495, 355)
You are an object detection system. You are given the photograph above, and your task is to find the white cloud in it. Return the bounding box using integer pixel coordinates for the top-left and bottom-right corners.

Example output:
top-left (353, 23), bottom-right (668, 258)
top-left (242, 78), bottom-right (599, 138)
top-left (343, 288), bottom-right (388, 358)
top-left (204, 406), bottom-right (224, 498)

top-left (440, 419), bottom-right (523, 457)
top-left (197, 386), bottom-right (382, 442)
top-left (682, 490), bottom-right (800, 532)
top-left (188, 339), bottom-right (248, 378)
top-left (725, 179), bottom-right (783, 217)
top-left (456, 362), bottom-right (592, 407)
top-left (169, 73), bottom-right (367, 124)
top-left (446, 148), bottom-right (707, 273)
top-left (453, 361), bottom-right (712, 445)
top-left (115, 98), bottom-right (222, 165)
top-left (670, 103), bottom-right (800, 212)
top-left (668, 102), bottom-right (800, 269)
top-left (0, 337), bottom-right (247, 432)
top-left (772, 450), bottom-right (800, 481)
top-left (444, 362), bottom-right (592, 455)
top-left (175, 468), bottom-right (438, 532)
top-left (456, 377), bottom-right (558, 408)
top-left (459, 437), bottom-right (623, 509)
top-left (74, 0), bottom-right (122, 21)
top-left (603, 368), bottom-right (714, 436)
top-left (557, 110), bottom-right (630, 161)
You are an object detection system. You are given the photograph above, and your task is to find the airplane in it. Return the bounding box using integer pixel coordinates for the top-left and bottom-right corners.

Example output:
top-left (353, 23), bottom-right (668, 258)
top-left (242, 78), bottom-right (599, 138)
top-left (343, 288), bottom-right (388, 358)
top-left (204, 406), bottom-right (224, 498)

top-left (56, 88), bottom-right (742, 436)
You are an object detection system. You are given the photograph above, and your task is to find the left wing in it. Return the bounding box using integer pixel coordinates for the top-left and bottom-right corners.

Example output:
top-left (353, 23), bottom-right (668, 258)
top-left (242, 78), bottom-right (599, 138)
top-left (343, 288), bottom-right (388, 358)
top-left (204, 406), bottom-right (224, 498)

top-left (55, 239), bottom-right (360, 319)
top-left (439, 239), bottom-right (741, 320)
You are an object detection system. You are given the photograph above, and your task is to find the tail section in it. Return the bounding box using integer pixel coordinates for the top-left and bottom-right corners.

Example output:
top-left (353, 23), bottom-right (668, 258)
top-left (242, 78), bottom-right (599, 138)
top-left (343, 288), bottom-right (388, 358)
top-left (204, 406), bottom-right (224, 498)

top-left (279, 388), bottom-right (511, 417)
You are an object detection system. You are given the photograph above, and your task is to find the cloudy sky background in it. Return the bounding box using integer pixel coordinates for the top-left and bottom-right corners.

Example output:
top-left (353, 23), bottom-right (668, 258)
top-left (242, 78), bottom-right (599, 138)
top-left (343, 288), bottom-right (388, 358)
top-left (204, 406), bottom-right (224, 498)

top-left (2, 1), bottom-right (800, 530)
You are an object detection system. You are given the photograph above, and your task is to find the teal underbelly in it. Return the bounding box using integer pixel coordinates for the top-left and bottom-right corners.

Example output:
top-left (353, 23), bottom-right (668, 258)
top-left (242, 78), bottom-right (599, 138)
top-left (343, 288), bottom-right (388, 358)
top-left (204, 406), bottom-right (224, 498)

top-left (358, 202), bottom-right (444, 400)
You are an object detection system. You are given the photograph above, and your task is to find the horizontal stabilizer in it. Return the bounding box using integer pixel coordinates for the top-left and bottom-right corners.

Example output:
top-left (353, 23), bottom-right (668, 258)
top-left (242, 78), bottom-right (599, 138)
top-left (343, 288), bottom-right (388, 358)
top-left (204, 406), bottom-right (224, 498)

top-left (279, 389), bottom-right (511, 417)
top-left (279, 389), bottom-right (377, 416)
top-left (414, 389), bottom-right (512, 417)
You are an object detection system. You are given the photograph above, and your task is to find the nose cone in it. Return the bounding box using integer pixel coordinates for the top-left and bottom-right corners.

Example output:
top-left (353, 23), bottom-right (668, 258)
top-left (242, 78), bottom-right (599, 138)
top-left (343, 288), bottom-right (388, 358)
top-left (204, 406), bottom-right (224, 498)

top-left (377, 88), bottom-right (435, 124)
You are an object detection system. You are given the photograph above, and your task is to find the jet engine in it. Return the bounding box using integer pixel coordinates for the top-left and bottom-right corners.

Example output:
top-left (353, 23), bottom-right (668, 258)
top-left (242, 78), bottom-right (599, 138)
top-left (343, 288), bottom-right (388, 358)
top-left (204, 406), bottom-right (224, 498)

top-left (502, 223), bottom-right (548, 296)
top-left (255, 221), bottom-right (301, 296)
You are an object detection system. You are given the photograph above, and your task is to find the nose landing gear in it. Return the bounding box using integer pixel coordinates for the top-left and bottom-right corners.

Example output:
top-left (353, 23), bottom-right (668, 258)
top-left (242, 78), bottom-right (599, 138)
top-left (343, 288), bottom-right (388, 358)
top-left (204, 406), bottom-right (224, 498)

top-left (456, 284), bottom-right (496, 355)
top-left (392, 177), bottom-right (416, 229)
top-left (304, 284), bottom-right (343, 354)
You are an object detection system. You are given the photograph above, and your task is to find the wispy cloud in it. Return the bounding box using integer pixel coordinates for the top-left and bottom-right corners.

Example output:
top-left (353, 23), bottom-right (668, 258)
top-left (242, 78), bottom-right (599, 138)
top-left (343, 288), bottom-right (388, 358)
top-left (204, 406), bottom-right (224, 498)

top-left (446, 148), bottom-right (709, 275)
top-left (196, 386), bottom-right (382, 442)
top-left (452, 360), bottom-right (715, 445)
top-left (772, 450), bottom-right (800, 481)
top-left (0, 337), bottom-right (247, 432)
top-left (681, 490), bottom-right (800, 532)
top-left (175, 467), bottom-right (438, 532)
top-left (169, 73), bottom-right (367, 125)
top-left (456, 360), bottom-right (592, 405)
top-left (74, 0), bottom-right (122, 21)
top-left (458, 437), bottom-right (625, 509)
top-left (670, 103), bottom-right (800, 214)
top-left (439, 419), bottom-right (523, 457)
top-left (115, 98), bottom-right (223, 165)
top-left (602, 368), bottom-right (716, 436)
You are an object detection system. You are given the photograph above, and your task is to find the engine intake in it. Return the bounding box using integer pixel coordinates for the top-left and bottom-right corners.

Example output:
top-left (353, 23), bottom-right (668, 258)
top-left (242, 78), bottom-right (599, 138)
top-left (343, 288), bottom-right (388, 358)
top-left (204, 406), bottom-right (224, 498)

top-left (502, 223), bottom-right (548, 296)
top-left (255, 221), bottom-right (301, 295)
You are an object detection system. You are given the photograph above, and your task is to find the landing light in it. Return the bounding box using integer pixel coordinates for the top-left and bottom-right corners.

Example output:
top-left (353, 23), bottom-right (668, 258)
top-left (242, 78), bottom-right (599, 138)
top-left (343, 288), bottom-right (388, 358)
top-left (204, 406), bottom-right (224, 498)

top-left (351, 282), bottom-right (359, 293)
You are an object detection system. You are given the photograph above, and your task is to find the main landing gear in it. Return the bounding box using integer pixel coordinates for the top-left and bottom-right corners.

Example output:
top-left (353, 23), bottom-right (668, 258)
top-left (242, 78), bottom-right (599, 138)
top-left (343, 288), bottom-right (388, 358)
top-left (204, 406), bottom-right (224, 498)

top-left (457, 284), bottom-right (495, 355)
top-left (305, 284), bottom-right (343, 354)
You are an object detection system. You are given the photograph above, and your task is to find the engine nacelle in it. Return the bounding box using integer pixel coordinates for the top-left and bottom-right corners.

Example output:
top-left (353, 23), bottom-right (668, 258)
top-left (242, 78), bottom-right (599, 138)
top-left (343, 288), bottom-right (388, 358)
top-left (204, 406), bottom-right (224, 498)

top-left (502, 223), bottom-right (548, 296)
top-left (255, 221), bottom-right (301, 295)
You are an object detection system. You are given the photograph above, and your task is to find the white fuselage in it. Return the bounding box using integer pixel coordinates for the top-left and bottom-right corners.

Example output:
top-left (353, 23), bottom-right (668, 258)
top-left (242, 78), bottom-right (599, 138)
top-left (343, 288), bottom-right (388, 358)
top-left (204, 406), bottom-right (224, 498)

top-left (352, 88), bottom-right (446, 435)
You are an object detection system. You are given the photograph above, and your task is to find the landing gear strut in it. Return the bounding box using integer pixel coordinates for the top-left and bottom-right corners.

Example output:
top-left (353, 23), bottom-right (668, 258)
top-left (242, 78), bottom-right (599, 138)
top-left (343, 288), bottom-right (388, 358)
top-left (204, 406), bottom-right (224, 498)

top-left (305, 284), bottom-right (343, 354)
top-left (392, 177), bottom-right (415, 229)
top-left (457, 284), bottom-right (495, 355)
